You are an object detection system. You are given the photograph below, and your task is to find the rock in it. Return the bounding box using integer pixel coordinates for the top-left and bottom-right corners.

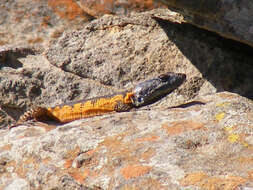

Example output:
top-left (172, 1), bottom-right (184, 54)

top-left (0, 92), bottom-right (253, 189)
top-left (1, 6), bottom-right (253, 189)
top-left (0, 0), bottom-right (93, 47)
top-left (155, 0), bottom-right (253, 48)
top-left (1, 9), bottom-right (253, 126)
top-left (0, 45), bottom-right (117, 127)
top-left (79, 0), bottom-right (163, 16)
top-left (45, 10), bottom-right (253, 99)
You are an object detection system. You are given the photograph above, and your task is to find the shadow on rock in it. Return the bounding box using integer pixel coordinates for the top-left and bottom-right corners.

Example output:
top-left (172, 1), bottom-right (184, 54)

top-left (153, 16), bottom-right (253, 99)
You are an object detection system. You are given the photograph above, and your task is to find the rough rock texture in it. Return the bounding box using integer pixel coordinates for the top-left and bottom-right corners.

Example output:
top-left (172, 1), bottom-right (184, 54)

top-left (0, 0), bottom-right (93, 47)
top-left (1, 7), bottom-right (253, 190)
top-left (45, 10), bottom-right (253, 98)
top-left (156, 0), bottom-right (253, 48)
top-left (80, 0), bottom-right (164, 16)
top-left (0, 92), bottom-right (253, 190)
top-left (0, 46), bottom-right (117, 127)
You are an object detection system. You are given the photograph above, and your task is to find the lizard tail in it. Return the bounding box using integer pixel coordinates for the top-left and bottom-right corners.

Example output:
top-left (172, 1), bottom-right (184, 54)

top-left (9, 106), bottom-right (49, 129)
top-left (18, 106), bottom-right (49, 122)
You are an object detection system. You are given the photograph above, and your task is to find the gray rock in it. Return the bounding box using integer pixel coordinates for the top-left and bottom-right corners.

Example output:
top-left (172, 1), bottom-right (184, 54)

top-left (45, 10), bottom-right (253, 99)
top-left (155, 1), bottom-right (253, 47)
top-left (0, 92), bottom-right (253, 189)
top-left (0, 7), bottom-right (253, 190)
top-left (0, 46), bottom-right (116, 127)
top-left (0, 0), bottom-right (93, 47)
top-left (4, 178), bottom-right (28, 190)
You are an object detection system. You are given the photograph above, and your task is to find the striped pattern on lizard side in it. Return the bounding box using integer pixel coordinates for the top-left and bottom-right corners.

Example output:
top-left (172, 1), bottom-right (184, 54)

top-left (15, 91), bottom-right (134, 124)
top-left (10, 72), bottom-right (186, 128)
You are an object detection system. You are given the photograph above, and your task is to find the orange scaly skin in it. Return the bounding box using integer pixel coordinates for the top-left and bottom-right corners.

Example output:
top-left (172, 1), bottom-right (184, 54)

top-left (11, 91), bottom-right (134, 127)
top-left (10, 72), bottom-right (186, 129)
top-left (46, 92), bottom-right (134, 123)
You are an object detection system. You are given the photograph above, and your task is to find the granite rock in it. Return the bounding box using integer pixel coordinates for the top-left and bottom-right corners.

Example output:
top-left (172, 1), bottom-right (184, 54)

top-left (0, 92), bottom-right (253, 189)
top-left (155, 0), bottom-right (253, 48)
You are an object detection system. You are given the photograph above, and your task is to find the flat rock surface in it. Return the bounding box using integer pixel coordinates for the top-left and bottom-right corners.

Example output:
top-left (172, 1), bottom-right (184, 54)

top-left (0, 92), bottom-right (253, 190)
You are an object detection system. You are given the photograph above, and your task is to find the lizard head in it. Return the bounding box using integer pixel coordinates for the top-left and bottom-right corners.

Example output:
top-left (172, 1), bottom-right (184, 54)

top-left (131, 72), bottom-right (186, 107)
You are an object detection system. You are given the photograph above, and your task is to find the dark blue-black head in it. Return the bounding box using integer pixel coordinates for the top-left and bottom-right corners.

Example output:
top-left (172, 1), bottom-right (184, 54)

top-left (131, 72), bottom-right (186, 107)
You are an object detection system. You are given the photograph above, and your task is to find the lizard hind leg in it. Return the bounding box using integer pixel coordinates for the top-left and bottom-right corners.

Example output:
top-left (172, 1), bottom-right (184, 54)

top-left (9, 106), bottom-right (49, 129)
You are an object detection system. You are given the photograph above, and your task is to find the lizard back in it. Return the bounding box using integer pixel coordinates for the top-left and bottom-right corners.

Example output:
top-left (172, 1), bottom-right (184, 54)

top-left (46, 91), bottom-right (134, 123)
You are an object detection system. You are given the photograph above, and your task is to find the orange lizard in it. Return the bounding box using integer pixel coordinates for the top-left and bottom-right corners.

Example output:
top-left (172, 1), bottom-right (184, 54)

top-left (10, 72), bottom-right (186, 128)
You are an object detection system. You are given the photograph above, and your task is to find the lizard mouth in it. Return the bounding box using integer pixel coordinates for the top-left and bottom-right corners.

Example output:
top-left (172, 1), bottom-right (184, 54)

top-left (131, 72), bottom-right (186, 107)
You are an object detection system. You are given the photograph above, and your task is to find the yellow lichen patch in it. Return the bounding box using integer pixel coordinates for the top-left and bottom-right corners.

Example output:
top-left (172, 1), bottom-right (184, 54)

top-left (162, 120), bottom-right (204, 135)
top-left (224, 126), bottom-right (234, 132)
top-left (215, 112), bottom-right (225, 121)
top-left (216, 102), bottom-right (230, 107)
top-left (228, 134), bottom-right (239, 143)
top-left (242, 142), bottom-right (249, 147)
top-left (120, 165), bottom-right (151, 179)
top-left (180, 172), bottom-right (247, 190)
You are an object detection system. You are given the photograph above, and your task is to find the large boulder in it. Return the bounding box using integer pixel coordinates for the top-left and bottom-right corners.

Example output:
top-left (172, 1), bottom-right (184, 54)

top-left (0, 7), bottom-right (253, 190)
top-left (155, 0), bottom-right (253, 48)
top-left (0, 92), bottom-right (253, 189)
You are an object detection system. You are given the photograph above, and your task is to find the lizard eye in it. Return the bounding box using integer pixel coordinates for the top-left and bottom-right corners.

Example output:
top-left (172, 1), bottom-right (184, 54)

top-left (137, 97), bottom-right (143, 103)
top-left (159, 73), bottom-right (171, 82)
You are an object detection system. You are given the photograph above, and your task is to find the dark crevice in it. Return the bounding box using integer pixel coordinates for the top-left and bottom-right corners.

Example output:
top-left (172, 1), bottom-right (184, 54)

top-left (153, 16), bottom-right (253, 100)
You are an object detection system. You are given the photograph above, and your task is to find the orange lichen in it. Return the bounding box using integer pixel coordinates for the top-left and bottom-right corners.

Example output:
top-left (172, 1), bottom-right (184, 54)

top-left (140, 148), bottom-right (155, 161)
top-left (15, 157), bottom-right (39, 178)
top-left (48, 0), bottom-right (84, 20)
top-left (64, 159), bottom-right (73, 169)
top-left (86, 148), bottom-right (100, 156)
top-left (180, 172), bottom-right (207, 186)
top-left (70, 168), bottom-right (90, 183)
top-left (162, 120), bottom-right (204, 135)
top-left (120, 165), bottom-right (151, 179)
top-left (180, 172), bottom-right (247, 190)
top-left (0, 144), bottom-right (12, 151)
top-left (135, 135), bottom-right (159, 143)
top-left (248, 170), bottom-right (253, 181)
top-left (42, 157), bottom-right (52, 164)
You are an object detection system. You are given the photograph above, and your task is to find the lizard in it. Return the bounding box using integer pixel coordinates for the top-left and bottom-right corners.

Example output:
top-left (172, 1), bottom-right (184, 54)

top-left (9, 72), bottom-right (186, 128)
